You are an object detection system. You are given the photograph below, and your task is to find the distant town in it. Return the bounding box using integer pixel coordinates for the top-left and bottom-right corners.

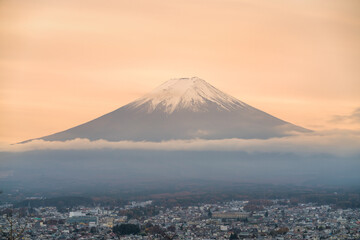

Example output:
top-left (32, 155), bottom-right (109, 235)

top-left (1, 197), bottom-right (360, 239)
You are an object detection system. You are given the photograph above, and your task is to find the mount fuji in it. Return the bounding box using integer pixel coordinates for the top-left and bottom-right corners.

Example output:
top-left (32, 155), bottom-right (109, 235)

top-left (29, 77), bottom-right (310, 142)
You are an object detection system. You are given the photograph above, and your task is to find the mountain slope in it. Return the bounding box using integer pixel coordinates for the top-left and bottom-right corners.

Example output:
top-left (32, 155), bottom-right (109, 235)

top-left (30, 77), bottom-right (310, 142)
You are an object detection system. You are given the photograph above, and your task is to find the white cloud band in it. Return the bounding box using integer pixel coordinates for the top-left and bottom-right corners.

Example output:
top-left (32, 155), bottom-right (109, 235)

top-left (1, 130), bottom-right (359, 157)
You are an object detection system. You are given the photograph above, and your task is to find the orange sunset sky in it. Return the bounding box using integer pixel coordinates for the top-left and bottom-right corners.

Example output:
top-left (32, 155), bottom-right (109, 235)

top-left (0, 0), bottom-right (359, 144)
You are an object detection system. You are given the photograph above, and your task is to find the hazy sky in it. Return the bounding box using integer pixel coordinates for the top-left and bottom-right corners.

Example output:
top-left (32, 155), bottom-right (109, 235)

top-left (1, 0), bottom-right (359, 143)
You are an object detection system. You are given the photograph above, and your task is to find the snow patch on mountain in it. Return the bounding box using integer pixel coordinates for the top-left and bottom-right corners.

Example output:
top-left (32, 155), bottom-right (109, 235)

top-left (131, 77), bottom-right (247, 113)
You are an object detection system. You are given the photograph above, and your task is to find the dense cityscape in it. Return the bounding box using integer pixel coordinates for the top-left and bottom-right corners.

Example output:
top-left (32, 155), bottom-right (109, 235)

top-left (1, 198), bottom-right (360, 239)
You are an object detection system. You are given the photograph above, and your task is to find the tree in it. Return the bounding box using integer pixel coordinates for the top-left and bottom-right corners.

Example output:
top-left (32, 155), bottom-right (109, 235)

top-left (112, 224), bottom-right (140, 235)
top-left (146, 225), bottom-right (177, 240)
top-left (277, 227), bottom-right (289, 235)
top-left (230, 233), bottom-right (239, 239)
top-left (167, 225), bottom-right (176, 232)
top-left (0, 212), bottom-right (27, 240)
top-left (0, 191), bottom-right (27, 240)
top-left (207, 209), bottom-right (212, 218)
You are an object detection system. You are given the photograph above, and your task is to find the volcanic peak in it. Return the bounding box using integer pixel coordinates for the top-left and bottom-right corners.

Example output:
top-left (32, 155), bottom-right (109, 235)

top-left (131, 77), bottom-right (246, 114)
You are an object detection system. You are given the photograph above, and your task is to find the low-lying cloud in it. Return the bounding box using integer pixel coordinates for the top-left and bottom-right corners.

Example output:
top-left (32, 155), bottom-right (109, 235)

top-left (1, 130), bottom-right (359, 157)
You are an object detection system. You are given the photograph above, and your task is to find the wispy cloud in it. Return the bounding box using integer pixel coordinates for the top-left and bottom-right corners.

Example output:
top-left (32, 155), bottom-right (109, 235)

top-left (1, 130), bottom-right (359, 157)
top-left (330, 107), bottom-right (360, 124)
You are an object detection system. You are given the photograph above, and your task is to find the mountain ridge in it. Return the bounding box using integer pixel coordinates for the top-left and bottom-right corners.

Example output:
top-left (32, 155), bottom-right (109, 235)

top-left (23, 77), bottom-right (310, 143)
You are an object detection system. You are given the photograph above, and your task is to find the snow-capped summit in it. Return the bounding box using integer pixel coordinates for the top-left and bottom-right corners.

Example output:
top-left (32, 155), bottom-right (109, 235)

top-left (131, 77), bottom-right (246, 113)
top-left (26, 77), bottom-right (310, 142)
